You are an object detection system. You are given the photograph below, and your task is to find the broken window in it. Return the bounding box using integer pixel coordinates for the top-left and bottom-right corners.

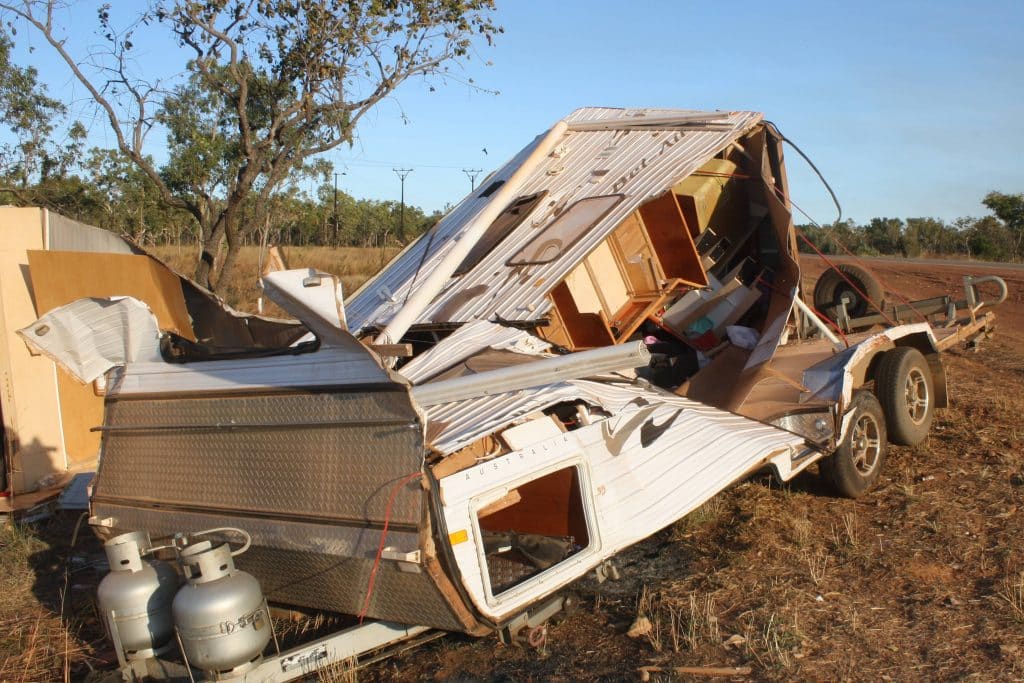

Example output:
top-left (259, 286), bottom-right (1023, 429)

top-left (454, 192), bottom-right (548, 276)
top-left (476, 466), bottom-right (590, 596)
top-left (507, 195), bottom-right (623, 266)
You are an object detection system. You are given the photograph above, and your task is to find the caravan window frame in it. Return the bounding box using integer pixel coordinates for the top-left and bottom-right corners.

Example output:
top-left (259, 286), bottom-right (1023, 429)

top-left (469, 460), bottom-right (598, 607)
top-left (506, 195), bottom-right (623, 266)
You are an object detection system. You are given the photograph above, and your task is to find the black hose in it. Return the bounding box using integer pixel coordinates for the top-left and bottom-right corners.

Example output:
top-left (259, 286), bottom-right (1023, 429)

top-left (763, 120), bottom-right (843, 225)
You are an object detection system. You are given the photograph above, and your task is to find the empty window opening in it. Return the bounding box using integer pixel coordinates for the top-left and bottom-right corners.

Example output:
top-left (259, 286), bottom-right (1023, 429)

top-left (454, 192), bottom-right (548, 276)
top-left (477, 467), bottom-right (589, 595)
top-left (478, 180), bottom-right (505, 198)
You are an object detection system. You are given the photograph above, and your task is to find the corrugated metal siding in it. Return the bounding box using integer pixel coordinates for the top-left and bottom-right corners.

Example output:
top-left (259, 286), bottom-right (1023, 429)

top-left (399, 320), bottom-right (550, 384)
top-left (347, 107), bottom-right (763, 333)
top-left (439, 393), bottom-right (805, 621)
top-left (106, 345), bottom-right (391, 396)
top-left (423, 375), bottom-right (781, 456)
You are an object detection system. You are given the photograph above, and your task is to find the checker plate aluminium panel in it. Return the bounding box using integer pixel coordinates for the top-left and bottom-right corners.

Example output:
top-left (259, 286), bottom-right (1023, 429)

top-left (94, 387), bottom-right (424, 524)
top-left (92, 504), bottom-right (467, 632)
top-left (90, 384), bottom-right (471, 630)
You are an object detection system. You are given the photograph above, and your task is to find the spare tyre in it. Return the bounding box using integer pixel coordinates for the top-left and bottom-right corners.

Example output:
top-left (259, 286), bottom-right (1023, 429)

top-left (812, 263), bottom-right (883, 318)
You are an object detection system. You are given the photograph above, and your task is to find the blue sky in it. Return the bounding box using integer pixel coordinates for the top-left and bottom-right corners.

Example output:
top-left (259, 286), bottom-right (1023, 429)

top-left (9, 0), bottom-right (1024, 224)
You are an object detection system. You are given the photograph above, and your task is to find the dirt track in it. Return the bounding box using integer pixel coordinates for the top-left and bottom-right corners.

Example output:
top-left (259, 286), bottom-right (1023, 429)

top-left (3, 257), bottom-right (1023, 682)
top-left (365, 256), bottom-right (1024, 681)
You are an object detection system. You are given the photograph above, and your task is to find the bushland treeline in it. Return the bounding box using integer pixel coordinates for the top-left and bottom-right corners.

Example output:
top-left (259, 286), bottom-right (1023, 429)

top-left (798, 192), bottom-right (1024, 262)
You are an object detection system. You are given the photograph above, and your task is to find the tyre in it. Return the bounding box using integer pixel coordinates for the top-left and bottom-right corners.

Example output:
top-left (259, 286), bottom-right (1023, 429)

top-left (812, 264), bottom-right (883, 318)
top-left (874, 346), bottom-right (934, 446)
top-left (820, 390), bottom-right (888, 498)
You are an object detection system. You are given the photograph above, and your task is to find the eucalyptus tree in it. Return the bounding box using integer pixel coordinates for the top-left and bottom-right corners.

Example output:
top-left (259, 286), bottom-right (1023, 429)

top-left (1, 0), bottom-right (498, 290)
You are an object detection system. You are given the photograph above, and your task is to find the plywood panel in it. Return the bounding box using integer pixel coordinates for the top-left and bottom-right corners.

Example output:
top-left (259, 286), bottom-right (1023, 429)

top-left (564, 264), bottom-right (603, 315)
top-left (584, 241), bottom-right (629, 315)
top-left (478, 467), bottom-right (587, 541)
top-left (28, 251), bottom-right (194, 338)
top-left (639, 193), bottom-right (707, 287)
top-left (27, 251), bottom-right (196, 464)
top-left (549, 283), bottom-right (613, 350)
top-left (0, 208), bottom-right (66, 493)
top-left (609, 213), bottom-right (659, 294)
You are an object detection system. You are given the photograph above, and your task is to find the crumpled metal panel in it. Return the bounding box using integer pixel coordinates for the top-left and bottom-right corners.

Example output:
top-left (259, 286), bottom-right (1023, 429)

top-left (346, 107), bottom-right (763, 332)
top-left (107, 345), bottom-right (389, 396)
top-left (400, 320), bottom-right (550, 385)
top-left (94, 503), bottom-right (468, 632)
top-left (95, 387), bottom-right (425, 524)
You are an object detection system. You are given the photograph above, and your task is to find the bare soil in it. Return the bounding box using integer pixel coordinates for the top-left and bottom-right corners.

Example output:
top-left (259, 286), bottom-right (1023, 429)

top-left (3, 256), bottom-right (1023, 682)
top-left (364, 257), bottom-right (1024, 682)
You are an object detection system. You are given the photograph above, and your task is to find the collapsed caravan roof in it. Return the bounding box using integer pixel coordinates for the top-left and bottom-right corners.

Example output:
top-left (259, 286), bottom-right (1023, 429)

top-left (348, 107), bottom-right (784, 336)
top-left (347, 107), bottom-right (807, 421)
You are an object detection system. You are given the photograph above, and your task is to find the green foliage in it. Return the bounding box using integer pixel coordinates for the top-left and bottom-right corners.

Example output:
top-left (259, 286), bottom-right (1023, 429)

top-left (982, 191), bottom-right (1024, 259)
top-left (1, 0), bottom-right (499, 291)
top-left (0, 31), bottom-right (82, 190)
top-left (797, 191), bottom-right (1021, 263)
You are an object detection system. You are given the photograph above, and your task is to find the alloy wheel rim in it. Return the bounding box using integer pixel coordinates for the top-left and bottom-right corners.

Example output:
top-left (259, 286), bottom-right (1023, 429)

top-left (905, 368), bottom-right (930, 425)
top-left (851, 413), bottom-right (881, 475)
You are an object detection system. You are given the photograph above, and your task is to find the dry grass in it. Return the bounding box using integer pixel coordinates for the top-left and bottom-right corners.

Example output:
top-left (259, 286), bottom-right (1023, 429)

top-left (0, 520), bottom-right (94, 682)
top-left (316, 656), bottom-right (359, 683)
top-left (151, 244), bottom-right (400, 313)
top-left (1000, 571), bottom-right (1024, 623)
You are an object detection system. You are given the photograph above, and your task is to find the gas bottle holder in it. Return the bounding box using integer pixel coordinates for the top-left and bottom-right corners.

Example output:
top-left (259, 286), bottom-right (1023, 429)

top-left (173, 527), bottom-right (253, 584)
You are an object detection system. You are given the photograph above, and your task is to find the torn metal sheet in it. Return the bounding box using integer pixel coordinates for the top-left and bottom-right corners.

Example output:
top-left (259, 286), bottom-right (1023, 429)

top-left (17, 297), bottom-right (162, 384)
top-left (801, 323), bottom-right (936, 407)
top-left (261, 268), bottom-right (348, 339)
top-left (400, 320), bottom-right (550, 384)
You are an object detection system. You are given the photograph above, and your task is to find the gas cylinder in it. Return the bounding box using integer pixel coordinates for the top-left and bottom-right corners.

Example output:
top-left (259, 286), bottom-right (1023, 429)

top-left (96, 531), bottom-right (180, 658)
top-left (171, 535), bottom-right (271, 675)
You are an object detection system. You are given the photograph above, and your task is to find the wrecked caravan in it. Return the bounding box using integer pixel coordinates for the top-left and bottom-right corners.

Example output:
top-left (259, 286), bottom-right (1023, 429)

top-left (21, 108), bottom-right (1005, 679)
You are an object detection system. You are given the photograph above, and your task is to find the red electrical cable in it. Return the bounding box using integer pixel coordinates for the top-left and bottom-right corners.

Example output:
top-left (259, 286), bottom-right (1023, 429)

top-left (358, 471), bottom-right (423, 623)
top-left (806, 226), bottom-right (931, 324)
top-left (794, 229), bottom-right (901, 327)
top-left (772, 180), bottom-right (930, 325)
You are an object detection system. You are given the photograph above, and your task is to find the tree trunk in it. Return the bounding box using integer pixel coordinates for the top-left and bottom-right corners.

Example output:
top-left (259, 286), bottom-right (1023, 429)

top-left (193, 217), bottom-right (223, 290)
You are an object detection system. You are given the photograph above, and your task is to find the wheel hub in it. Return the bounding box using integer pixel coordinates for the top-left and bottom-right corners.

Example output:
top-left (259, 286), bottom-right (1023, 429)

top-left (851, 413), bottom-right (881, 474)
top-left (904, 368), bottom-right (930, 425)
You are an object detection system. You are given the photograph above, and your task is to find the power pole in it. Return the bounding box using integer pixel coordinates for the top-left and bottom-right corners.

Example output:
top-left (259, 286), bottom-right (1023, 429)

top-left (462, 168), bottom-right (482, 192)
top-left (332, 172), bottom-right (340, 245)
top-left (393, 168), bottom-right (413, 243)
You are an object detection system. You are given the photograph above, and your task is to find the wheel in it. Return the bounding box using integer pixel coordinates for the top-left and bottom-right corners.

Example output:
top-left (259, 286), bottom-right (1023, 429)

top-left (875, 347), bottom-right (934, 446)
top-left (820, 390), bottom-right (888, 498)
top-left (812, 264), bottom-right (883, 318)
